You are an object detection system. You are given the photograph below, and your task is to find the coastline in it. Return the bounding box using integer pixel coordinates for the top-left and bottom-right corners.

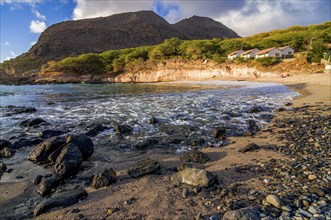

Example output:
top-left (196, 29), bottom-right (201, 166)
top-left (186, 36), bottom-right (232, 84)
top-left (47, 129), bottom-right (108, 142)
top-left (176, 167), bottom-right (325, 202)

top-left (0, 72), bottom-right (330, 219)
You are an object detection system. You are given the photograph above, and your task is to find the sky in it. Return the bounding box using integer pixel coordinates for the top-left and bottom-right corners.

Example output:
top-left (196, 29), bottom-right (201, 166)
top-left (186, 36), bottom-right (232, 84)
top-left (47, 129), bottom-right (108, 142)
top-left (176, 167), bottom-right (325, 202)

top-left (1, 0), bottom-right (330, 62)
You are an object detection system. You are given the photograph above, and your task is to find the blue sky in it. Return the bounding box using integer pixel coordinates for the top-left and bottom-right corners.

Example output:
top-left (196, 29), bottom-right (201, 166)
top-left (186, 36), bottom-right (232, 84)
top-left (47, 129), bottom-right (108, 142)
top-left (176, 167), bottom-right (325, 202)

top-left (1, 0), bottom-right (330, 62)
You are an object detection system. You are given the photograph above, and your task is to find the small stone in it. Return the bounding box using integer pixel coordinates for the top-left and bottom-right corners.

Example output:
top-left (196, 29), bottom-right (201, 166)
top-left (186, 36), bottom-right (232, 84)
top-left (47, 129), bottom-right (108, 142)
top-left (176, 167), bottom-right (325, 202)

top-left (308, 186), bottom-right (325, 197)
top-left (171, 168), bottom-right (215, 187)
top-left (282, 206), bottom-right (292, 212)
top-left (0, 147), bottom-right (14, 158)
top-left (308, 206), bottom-right (320, 214)
top-left (266, 195), bottom-right (282, 209)
top-left (308, 174), bottom-right (318, 181)
top-left (124, 198), bottom-right (135, 205)
top-left (210, 127), bottom-right (226, 138)
top-left (298, 208), bottom-right (313, 218)
top-left (302, 199), bottom-right (310, 207)
top-left (294, 200), bottom-right (303, 208)
top-left (90, 168), bottom-right (117, 189)
top-left (115, 124), bottom-right (133, 134)
top-left (180, 149), bottom-right (210, 164)
top-left (209, 214), bottom-right (220, 220)
top-left (238, 143), bottom-right (260, 153)
top-left (127, 159), bottom-right (161, 178)
top-left (182, 188), bottom-right (189, 198)
top-left (33, 175), bottom-right (43, 185)
top-left (263, 178), bottom-right (271, 185)
top-left (37, 176), bottom-right (61, 196)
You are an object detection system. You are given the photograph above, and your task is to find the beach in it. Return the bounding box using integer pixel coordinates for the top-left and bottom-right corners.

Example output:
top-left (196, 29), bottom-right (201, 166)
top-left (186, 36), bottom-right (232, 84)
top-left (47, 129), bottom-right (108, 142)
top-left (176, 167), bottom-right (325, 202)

top-left (0, 71), bottom-right (330, 220)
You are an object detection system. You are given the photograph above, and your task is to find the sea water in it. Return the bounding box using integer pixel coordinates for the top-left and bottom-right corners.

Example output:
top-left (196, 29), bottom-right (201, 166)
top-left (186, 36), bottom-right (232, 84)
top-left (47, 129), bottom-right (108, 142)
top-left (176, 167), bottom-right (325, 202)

top-left (0, 81), bottom-right (299, 182)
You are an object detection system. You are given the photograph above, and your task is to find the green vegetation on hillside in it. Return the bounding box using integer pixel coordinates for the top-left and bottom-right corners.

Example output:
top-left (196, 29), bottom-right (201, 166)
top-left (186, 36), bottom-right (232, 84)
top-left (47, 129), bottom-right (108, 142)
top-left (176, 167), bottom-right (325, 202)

top-left (1, 21), bottom-right (330, 76)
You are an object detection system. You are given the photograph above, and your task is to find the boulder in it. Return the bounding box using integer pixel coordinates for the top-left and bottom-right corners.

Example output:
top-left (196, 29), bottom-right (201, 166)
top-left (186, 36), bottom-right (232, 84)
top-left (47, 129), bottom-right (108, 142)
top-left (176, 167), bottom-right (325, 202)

top-left (134, 139), bottom-right (159, 150)
top-left (0, 162), bottom-right (7, 172)
top-left (222, 207), bottom-right (260, 220)
top-left (0, 147), bottom-right (14, 158)
top-left (115, 124), bottom-right (133, 134)
top-left (47, 145), bottom-right (65, 164)
top-left (34, 189), bottom-right (87, 216)
top-left (66, 135), bottom-right (94, 160)
top-left (12, 137), bottom-right (43, 149)
top-left (128, 159), bottom-right (161, 178)
top-left (28, 136), bottom-right (66, 163)
top-left (20, 118), bottom-right (47, 127)
top-left (2, 105), bottom-right (36, 116)
top-left (0, 139), bottom-right (12, 150)
top-left (41, 130), bottom-right (66, 139)
top-left (85, 124), bottom-right (107, 137)
top-left (248, 105), bottom-right (264, 113)
top-left (210, 127), bottom-right (226, 138)
top-left (36, 176), bottom-right (62, 196)
top-left (54, 143), bottom-right (82, 178)
top-left (171, 168), bottom-right (215, 187)
top-left (244, 120), bottom-right (260, 136)
top-left (90, 168), bottom-right (117, 189)
top-left (180, 149), bottom-right (210, 164)
top-left (238, 143), bottom-right (260, 153)
top-left (149, 116), bottom-right (159, 124)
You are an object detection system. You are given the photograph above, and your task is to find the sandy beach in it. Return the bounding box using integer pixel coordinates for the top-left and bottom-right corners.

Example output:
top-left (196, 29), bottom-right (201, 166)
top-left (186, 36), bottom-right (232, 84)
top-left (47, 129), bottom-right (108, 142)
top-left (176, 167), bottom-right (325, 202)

top-left (0, 71), bottom-right (330, 220)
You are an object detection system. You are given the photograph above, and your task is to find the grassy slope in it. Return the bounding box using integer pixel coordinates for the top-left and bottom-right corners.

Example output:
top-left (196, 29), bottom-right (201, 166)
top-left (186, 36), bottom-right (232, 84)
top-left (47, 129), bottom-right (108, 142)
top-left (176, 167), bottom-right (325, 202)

top-left (1, 21), bottom-right (330, 78)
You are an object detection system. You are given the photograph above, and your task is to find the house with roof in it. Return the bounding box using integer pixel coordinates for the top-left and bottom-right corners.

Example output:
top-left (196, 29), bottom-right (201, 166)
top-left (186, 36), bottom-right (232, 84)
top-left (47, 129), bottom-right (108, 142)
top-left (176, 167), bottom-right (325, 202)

top-left (240, 48), bottom-right (260, 59)
top-left (227, 50), bottom-right (244, 60)
top-left (279, 46), bottom-right (295, 58)
top-left (255, 47), bottom-right (283, 58)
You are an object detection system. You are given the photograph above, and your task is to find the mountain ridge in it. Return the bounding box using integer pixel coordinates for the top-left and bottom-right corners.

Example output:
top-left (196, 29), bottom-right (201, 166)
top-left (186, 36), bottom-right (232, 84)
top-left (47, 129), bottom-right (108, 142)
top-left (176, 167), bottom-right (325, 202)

top-left (28, 10), bottom-right (240, 59)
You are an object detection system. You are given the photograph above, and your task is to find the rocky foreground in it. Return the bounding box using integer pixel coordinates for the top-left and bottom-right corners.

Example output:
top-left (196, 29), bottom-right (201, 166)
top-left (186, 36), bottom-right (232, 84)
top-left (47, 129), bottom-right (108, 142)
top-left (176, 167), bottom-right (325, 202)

top-left (0, 103), bottom-right (330, 219)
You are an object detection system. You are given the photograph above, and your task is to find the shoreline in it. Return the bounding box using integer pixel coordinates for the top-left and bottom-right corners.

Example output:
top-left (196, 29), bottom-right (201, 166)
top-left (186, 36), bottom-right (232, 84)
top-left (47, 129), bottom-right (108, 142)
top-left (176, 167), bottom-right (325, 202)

top-left (0, 72), bottom-right (330, 219)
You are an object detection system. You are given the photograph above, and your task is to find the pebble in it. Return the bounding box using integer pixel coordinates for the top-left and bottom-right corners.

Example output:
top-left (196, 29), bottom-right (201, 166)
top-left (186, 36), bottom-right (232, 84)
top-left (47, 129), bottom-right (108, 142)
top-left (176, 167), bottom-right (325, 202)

top-left (182, 188), bottom-right (189, 198)
top-left (282, 206), bottom-right (292, 212)
top-left (308, 206), bottom-right (321, 214)
top-left (308, 174), bottom-right (318, 181)
top-left (266, 195), bottom-right (282, 209)
top-left (298, 208), bottom-right (313, 218)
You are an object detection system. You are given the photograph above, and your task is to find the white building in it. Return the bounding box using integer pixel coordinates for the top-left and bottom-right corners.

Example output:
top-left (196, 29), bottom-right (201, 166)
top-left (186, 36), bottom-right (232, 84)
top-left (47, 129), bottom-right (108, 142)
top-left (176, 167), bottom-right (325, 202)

top-left (255, 48), bottom-right (283, 58)
top-left (278, 46), bottom-right (295, 58)
top-left (240, 48), bottom-right (260, 59)
top-left (227, 50), bottom-right (244, 60)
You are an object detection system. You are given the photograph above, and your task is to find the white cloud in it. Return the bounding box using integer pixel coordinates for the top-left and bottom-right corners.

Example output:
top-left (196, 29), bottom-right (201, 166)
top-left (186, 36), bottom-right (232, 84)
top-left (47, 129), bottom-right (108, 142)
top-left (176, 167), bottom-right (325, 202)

top-left (32, 7), bottom-right (46, 20)
top-left (72, 0), bottom-right (153, 20)
top-left (1, 41), bottom-right (11, 46)
top-left (29, 20), bottom-right (46, 33)
top-left (30, 41), bottom-right (37, 46)
top-left (71, 0), bottom-right (329, 36)
top-left (217, 0), bottom-right (328, 36)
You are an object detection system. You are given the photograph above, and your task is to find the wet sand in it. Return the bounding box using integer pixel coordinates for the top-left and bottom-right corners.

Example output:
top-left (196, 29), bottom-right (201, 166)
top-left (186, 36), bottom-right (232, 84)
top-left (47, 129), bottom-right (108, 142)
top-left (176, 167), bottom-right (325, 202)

top-left (0, 72), bottom-right (330, 219)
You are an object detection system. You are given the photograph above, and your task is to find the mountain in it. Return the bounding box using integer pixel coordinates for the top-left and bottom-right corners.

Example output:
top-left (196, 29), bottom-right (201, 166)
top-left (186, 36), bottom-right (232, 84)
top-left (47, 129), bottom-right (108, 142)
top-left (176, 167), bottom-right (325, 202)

top-left (28, 11), bottom-right (240, 59)
top-left (173, 15), bottom-right (239, 40)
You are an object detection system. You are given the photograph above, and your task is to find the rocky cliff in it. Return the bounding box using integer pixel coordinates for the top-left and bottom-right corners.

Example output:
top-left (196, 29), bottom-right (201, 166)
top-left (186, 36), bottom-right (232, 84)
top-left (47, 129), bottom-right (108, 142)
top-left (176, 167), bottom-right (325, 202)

top-left (28, 11), bottom-right (240, 59)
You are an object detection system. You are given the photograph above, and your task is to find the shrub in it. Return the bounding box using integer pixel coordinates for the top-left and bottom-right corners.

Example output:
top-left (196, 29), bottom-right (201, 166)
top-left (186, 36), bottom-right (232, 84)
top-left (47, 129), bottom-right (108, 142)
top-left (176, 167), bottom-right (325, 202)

top-left (255, 57), bottom-right (277, 67)
top-left (307, 40), bottom-right (328, 63)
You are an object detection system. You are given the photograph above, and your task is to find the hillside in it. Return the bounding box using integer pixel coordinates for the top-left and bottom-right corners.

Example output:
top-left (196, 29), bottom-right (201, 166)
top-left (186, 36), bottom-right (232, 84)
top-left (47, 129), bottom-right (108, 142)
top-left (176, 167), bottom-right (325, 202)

top-left (29, 12), bottom-right (239, 59)
top-left (1, 20), bottom-right (330, 84)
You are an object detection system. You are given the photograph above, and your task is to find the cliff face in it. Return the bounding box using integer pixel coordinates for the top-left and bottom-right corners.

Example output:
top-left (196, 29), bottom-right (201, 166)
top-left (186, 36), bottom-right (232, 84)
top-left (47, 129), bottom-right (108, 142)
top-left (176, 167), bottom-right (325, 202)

top-left (28, 11), bottom-right (240, 59)
top-left (37, 60), bottom-right (278, 84)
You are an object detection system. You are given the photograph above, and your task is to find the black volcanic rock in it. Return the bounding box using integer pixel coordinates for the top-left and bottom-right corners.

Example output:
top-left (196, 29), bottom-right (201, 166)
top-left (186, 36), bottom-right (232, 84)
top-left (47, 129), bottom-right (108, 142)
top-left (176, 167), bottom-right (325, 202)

top-left (28, 11), bottom-right (239, 59)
